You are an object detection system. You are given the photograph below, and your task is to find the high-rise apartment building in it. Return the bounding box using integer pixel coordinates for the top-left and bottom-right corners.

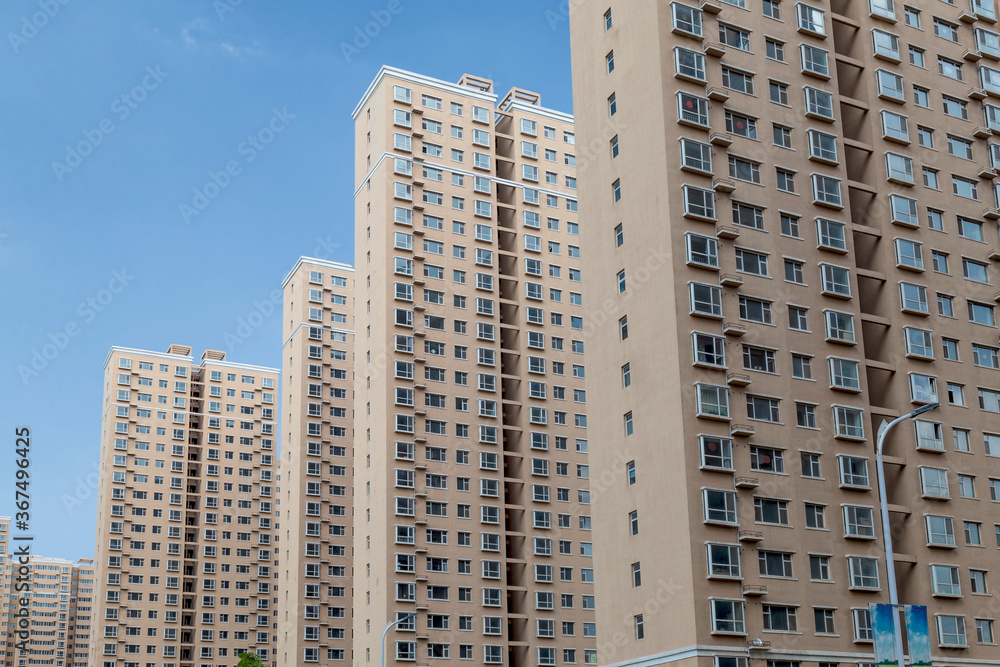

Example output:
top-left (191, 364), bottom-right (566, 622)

top-left (0, 546), bottom-right (94, 667)
top-left (351, 66), bottom-right (597, 667)
top-left (90, 346), bottom-right (279, 667)
top-left (571, 1), bottom-right (1000, 666)
top-left (277, 258), bottom-right (356, 665)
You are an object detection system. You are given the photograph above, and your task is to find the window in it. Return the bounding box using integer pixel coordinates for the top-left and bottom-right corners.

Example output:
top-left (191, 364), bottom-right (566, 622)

top-left (895, 239), bottom-right (923, 271)
top-left (736, 249), bottom-right (769, 276)
top-left (848, 556), bottom-right (880, 589)
top-left (953, 176), bottom-right (980, 200)
top-left (691, 283), bottom-right (723, 317)
top-left (781, 213), bottom-right (801, 237)
top-left (725, 111), bottom-right (757, 139)
top-left (674, 47), bottom-right (706, 81)
top-left (789, 306), bottom-right (809, 331)
top-left (844, 505), bottom-right (875, 538)
top-left (886, 152), bottom-right (914, 184)
top-left (873, 29), bottom-right (900, 60)
top-left (773, 124), bottom-right (792, 148)
top-left (935, 18), bottom-right (960, 42)
top-left (810, 554), bottom-right (831, 580)
top-left (881, 110), bottom-right (909, 141)
top-left (821, 264), bottom-right (851, 297)
top-left (701, 435), bottom-right (734, 470)
top-left (754, 497), bottom-right (788, 524)
top-left (913, 86), bottom-right (931, 108)
top-left (697, 384), bottom-right (730, 418)
top-left (805, 503), bottom-right (825, 528)
top-left (916, 128), bottom-right (935, 152)
top-left (932, 251), bottom-right (949, 274)
top-left (904, 5), bottom-right (920, 27)
top-left (687, 234), bottom-right (719, 268)
top-left (817, 218), bottom-right (847, 251)
top-left (720, 24), bottom-right (750, 51)
top-left (766, 39), bottom-right (785, 61)
top-left (751, 446), bottom-right (784, 473)
top-left (776, 168), bottom-right (796, 193)
top-left (739, 297), bottom-right (772, 324)
top-left (876, 70), bottom-right (905, 101)
top-left (904, 327), bottom-right (932, 358)
top-left (759, 551), bottom-right (793, 578)
top-left (812, 174), bottom-right (842, 207)
top-left (711, 599), bottom-right (745, 634)
top-left (770, 81), bottom-right (789, 105)
top-left (704, 489), bottom-right (737, 524)
top-left (932, 564), bottom-right (962, 596)
top-left (926, 515), bottom-right (955, 547)
top-left (733, 203), bottom-right (764, 229)
top-left (920, 467), bottom-right (950, 498)
top-left (801, 44), bottom-right (830, 77)
top-left (694, 332), bottom-right (726, 367)
top-left (937, 616), bottom-right (967, 647)
top-left (797, 2), bottom-right (826, 34)
top-left (672, 2), bottom-right (703, 35)
top-left (722, 67), bottom-right (755, 94)
top-left (763, 0), bottom-right (781, 19)
top-left (743, 346), bottom-right (776, 373)
top-left (808, 130), bottom-right (838, 163)
top-left (680, 138), bottom-right (713, 174)
top-left (678, 92), bottom-right (710, 127)
top-left (969, 301), bottom-right (996, 326)
top-left (793, 355), bottom-right (813, 379)
top-left (833, 406), bottom-right (864, 439)
top-left (890, 195), bottom-right (919, 227)
top-left (899, 282), bottom-right (928, 314)
top-left (939, 56), bottom-right (964, 81)
top-left (839, 456), bottom-right (869, 488)
top-left (707, 543), bottom-right (741, 578)
top-left (805, 87), bottom-right (834, 120)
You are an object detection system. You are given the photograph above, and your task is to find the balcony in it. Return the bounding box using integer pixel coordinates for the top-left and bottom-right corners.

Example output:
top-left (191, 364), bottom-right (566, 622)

top-left (710, 132), bottom-right (734, 147)
top-left (716, 225), bottom-right (740, 240)
top-left (719, 273), bottom-right (743, 287)
top-left (713, 178), bottom-right (737, 193)
top-left (723, 322), bottom-right (747, 336)
top-left (707, 87), bottom-right (730, 102)
top-left (704, 42), bottom-right (726, 57)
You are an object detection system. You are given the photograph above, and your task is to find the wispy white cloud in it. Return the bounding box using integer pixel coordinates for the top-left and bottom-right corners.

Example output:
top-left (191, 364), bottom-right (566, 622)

top-left (181, 16), bottom-right (212, 47)
top-left (180, 17), bottom-right (263, 58)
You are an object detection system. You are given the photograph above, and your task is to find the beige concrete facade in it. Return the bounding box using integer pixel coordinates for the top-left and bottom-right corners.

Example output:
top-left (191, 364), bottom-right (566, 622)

top-left (570, 1), bottom-right (1000, 666)
top-left (90, 346), bottom-right (279, 667)
top-left (351, 66), bottom-right (597, 667)
top-left (277, 258), bottom-right (356, 665)
top-left (0, 541), bottom-right (94, 667)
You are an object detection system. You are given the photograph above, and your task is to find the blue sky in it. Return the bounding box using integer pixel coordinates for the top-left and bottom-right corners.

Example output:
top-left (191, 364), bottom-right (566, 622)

top-left (0, 0), bottom-right (574, 561)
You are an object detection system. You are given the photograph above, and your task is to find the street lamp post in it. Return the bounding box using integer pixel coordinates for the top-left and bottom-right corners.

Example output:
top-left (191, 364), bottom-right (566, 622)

top-left (380, 611), bottom-right (421, 667)
top-left (875, 401), bottom-right (939, 667)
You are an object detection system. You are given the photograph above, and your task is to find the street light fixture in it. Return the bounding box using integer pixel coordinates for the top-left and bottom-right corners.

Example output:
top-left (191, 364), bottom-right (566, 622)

top-left (380, 610), bottom-right (422, 667)
top-left (876, 401), bottom-right (940, 667)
